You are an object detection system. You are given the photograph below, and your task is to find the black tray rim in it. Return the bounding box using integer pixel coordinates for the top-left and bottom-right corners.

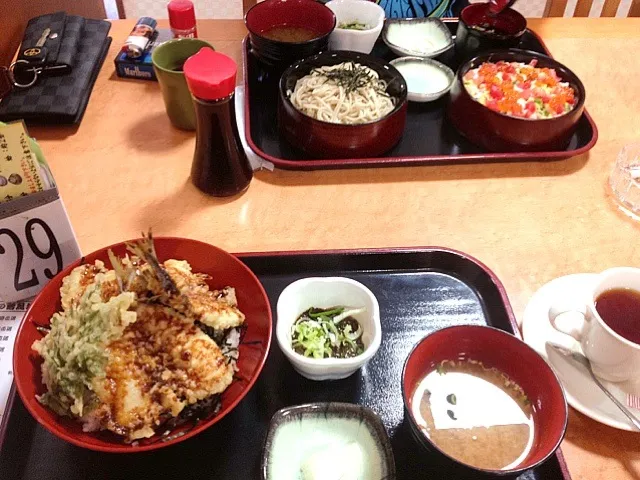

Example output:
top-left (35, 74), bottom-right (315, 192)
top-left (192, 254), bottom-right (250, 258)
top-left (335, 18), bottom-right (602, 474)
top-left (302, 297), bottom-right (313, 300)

top-left (242, 21), bottom-right (599, 170)
top-left (0, 246), bottom-right (573, 480)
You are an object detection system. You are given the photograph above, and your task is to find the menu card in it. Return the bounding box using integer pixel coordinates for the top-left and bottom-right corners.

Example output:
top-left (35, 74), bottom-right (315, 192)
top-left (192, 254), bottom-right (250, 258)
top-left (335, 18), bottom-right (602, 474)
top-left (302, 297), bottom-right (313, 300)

top-left (0, 122), bottom-right (46, 201)
top-left (0, 122), bottom-right (81, 443)
top-left (0, 301), bottom-right (29, 427)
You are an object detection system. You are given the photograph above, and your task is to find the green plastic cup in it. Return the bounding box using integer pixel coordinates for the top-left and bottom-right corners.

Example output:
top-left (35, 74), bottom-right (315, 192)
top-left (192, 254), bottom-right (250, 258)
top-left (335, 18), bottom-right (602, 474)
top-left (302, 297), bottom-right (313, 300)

top-left (152, 38), bottom-right (214, 131)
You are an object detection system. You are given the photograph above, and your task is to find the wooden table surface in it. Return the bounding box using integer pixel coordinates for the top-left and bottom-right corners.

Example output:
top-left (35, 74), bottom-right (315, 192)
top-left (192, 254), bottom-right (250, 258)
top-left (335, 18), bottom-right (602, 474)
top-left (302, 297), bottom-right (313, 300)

top-left (26, 18), bottom-right (640, 479)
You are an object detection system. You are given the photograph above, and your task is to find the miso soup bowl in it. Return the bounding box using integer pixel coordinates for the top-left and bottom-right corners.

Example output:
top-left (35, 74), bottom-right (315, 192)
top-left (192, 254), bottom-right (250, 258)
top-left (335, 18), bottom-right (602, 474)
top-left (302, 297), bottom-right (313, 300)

top-left (402, 325), bottom-right (568, 476)
top-left (245, 0), bottom-right (336, 69)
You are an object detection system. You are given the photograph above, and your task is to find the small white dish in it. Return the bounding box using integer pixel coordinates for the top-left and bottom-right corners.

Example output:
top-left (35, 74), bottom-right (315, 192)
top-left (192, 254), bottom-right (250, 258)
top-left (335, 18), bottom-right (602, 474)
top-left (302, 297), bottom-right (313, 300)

top-left (326, 0), bottom-right (385, 54)
top-left (262, 402), bottom-right (395, 480)
top-left (276, 277), bottom-right (381, 381)
top-left (389, 57), bottom-right (454, 102)
top-left (382, 18), bottom-right (453, 59)
top-left (522, 273), bottom-right (640, 432)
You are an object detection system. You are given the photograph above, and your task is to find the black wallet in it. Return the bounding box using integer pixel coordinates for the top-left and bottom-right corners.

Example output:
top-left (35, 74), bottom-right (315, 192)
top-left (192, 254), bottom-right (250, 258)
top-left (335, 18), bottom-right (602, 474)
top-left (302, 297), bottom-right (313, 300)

top-left (0, 12), bottom-right (112, 125)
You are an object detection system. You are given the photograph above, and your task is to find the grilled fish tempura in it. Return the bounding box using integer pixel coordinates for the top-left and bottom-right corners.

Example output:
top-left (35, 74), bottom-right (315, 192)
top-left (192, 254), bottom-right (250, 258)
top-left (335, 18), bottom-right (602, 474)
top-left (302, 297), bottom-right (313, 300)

top-left (33, 233), bottom-right (245, 442)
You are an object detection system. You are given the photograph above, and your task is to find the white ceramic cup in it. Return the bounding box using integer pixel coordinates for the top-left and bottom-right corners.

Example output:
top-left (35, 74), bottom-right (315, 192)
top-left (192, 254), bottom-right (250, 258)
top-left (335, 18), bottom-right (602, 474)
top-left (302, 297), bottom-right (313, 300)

top-left (325, 0), bottom-right (385, 54)
top-left (548, 267), bottom-right (640, 382)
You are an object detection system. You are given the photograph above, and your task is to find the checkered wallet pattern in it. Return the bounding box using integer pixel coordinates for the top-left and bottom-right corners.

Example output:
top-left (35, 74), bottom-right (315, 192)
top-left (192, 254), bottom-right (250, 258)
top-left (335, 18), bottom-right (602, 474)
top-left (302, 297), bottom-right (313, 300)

top-left (0, 13), bottom-right (112, 125)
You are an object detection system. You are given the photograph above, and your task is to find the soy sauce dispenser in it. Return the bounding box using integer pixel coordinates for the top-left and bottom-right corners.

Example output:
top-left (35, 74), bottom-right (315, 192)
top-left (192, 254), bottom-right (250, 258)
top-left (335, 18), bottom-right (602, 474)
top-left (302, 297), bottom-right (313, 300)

top-left (183, 48), bottom-right (252, 196)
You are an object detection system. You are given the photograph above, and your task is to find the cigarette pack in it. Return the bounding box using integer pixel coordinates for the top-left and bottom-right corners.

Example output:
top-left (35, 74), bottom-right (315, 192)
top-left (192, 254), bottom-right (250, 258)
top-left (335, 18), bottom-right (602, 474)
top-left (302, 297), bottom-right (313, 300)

top-left (114, 28), bottom-right (173, 81)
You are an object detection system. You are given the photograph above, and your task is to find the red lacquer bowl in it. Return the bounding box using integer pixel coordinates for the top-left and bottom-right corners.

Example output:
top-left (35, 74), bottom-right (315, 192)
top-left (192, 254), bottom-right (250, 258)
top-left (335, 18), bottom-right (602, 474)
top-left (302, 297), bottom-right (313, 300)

top-left (13, 237), bottom-right (272, 453)
top-left (448, 49), bottom-right (586, 152)
top-left (278, 51), bottom-right (408, 159)
top-left (402, 325), bottom-right (567, 476)
top-left (245, 0), bottom-right (336, 68)
top-left (455, 4), bottom-right (527, 61)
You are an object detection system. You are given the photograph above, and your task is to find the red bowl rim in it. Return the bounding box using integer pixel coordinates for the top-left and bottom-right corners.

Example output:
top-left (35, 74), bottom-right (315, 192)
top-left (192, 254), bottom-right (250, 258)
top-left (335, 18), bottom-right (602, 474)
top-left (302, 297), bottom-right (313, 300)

top-left (279, 50), bottom-right (408, 128)
top-left (244, 0), bottom-right (336, 46)
top-left (13, 236), bottom-right (273, 453)
top-left (401, 324), bottom-right (568, 475)
top-left (456, 48), bottom-right (586, 124)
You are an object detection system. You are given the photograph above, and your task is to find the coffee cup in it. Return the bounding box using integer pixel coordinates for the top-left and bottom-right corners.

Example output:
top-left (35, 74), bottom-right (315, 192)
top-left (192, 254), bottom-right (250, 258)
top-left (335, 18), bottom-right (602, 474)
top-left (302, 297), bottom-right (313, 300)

top-left (152, 38), bottom-right (213, 130)
top-left (549, 267), bottom-right (640, 382)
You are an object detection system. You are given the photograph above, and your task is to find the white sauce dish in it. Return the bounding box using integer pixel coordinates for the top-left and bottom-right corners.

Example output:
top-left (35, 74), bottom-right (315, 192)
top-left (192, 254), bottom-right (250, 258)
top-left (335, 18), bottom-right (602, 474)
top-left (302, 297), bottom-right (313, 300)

top-left (382, 18), bottom-right (453, 59)
top-left (326, 0), bottom-right (386, 54)
top-left (276, 277), bottom-right (381, 381)
top-left (389, 56), bottom-right (454, 102)
top-left (262, 402), bottom-right (396, 480)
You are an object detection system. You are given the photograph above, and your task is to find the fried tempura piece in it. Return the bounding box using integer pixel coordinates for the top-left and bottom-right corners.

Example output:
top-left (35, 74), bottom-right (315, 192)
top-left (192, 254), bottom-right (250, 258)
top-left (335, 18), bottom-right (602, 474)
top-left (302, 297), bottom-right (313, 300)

top-left (87, 303), bottom-right (234, 442)
top-left (60, 261), bottom-right (120, 311)
top-left (163, 259), bottom-right (246, 331)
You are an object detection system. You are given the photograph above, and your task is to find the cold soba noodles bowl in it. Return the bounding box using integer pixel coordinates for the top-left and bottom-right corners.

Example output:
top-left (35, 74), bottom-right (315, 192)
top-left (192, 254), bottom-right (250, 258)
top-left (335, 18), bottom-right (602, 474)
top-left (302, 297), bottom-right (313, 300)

top-left (278, 51), bottom-right (408, 159)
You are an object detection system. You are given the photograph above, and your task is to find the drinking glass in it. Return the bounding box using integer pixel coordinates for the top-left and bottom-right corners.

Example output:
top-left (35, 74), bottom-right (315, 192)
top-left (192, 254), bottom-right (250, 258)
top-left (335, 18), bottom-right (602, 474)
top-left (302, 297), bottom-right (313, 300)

top-left (610, 143), bottom-right (640, 220)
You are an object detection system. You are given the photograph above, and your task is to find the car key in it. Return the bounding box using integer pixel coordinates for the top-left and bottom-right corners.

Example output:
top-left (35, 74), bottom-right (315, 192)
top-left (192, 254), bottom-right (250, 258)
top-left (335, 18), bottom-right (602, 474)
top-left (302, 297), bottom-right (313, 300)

top-left (18, 28), bottom-right (51, 67)
top-left (11, 28), bottom-right (51, 88)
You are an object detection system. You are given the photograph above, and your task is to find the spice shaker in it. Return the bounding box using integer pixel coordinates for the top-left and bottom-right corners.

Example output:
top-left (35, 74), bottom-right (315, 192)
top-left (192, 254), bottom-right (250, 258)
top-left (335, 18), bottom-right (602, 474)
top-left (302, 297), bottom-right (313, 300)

top-left (168, 0), bottom-right (198, 39)
top-left (183, 48), bottom-right (253, 197)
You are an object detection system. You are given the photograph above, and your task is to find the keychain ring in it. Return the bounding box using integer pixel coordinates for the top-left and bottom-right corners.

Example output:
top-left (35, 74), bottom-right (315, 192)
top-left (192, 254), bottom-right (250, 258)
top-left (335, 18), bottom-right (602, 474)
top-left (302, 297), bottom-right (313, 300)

top-left (8, 60), bottom-right (39, 88)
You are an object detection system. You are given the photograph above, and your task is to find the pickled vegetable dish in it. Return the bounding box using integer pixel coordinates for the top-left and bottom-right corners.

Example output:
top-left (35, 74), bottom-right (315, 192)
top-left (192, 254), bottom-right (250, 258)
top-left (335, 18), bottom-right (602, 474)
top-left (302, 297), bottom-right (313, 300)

top-left (463, 60), bottom-right (577, 119)
top-left (291, 306), bottom-right (365, 359)
top-left (338, 22), bottom-right (370, 30)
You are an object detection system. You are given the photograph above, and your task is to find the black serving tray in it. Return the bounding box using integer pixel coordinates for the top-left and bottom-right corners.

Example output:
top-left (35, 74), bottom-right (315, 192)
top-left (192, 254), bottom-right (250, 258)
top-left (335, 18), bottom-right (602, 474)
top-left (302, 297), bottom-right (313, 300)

top-left (0, 248), bottom-right (571, 480)
top-left (243, 20), bottom-right (598, 170)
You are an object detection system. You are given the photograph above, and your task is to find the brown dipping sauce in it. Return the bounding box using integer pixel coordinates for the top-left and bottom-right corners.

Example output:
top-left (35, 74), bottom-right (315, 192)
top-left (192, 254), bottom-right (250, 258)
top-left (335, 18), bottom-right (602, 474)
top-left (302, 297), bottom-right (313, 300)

top-left (261, 25), bottom-right (318, 42)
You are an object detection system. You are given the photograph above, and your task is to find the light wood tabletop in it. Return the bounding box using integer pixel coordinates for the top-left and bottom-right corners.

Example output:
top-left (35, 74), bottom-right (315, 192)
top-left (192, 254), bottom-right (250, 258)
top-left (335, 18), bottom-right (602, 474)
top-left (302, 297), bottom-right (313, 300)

top-left (25, 18), bottom-right (640, 479)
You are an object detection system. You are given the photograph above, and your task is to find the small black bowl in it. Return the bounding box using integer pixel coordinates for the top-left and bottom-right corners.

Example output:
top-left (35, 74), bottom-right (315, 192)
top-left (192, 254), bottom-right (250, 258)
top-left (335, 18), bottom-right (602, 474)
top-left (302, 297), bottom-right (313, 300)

top-left (245, 0), bottom-right (336, 69)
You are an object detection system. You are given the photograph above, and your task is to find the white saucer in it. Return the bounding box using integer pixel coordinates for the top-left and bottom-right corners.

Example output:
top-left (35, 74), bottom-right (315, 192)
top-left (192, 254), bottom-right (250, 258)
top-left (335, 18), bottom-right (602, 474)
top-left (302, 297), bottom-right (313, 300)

top-left (522, 273), bottom-right (640, 432)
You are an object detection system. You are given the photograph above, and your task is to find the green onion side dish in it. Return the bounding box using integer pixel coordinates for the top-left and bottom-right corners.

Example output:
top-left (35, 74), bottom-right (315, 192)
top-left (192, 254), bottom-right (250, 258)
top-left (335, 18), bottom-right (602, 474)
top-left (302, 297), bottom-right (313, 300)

top-left (291, 306), bottom-right (366, 359)
top-left (338, 21), bottom-right (370, 31)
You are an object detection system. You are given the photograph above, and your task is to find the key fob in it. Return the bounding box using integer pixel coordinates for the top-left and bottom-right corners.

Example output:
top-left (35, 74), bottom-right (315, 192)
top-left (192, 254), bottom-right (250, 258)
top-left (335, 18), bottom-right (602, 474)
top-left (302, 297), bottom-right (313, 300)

top-left (11, 46), bottom-right (47, 85)
top-left (18, 46), bottom-right (47, 66)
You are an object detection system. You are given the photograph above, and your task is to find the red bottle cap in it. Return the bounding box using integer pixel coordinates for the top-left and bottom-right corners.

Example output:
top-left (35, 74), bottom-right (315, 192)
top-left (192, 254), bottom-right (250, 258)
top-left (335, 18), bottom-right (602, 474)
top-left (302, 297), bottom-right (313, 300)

top-left (184, 48), bottom-right (237, 100)
top-left (168, 0), bottom-right (196, 30)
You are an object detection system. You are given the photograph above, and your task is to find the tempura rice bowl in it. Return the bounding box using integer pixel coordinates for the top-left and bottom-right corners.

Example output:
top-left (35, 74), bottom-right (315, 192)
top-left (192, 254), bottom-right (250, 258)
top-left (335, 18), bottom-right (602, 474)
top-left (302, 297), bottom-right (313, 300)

top-left (13, 236), bottom-right (272, 452)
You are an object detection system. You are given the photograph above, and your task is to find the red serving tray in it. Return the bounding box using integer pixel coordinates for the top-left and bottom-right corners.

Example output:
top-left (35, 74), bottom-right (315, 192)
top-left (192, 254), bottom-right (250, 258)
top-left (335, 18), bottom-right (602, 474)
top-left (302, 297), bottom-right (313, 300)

top-left (242, 21), bottom-right (598, 170)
